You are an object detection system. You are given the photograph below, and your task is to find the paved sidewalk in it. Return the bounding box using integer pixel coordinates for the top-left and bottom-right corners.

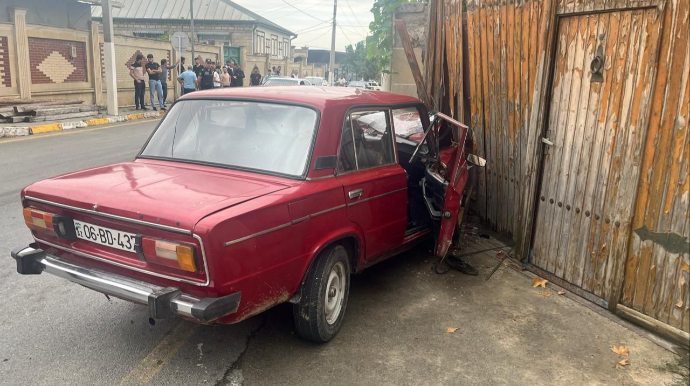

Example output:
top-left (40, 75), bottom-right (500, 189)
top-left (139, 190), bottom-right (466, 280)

top-left (0, 107), bottom-right (164, 138)
top-left (234, 222), bottom-right (686, 386)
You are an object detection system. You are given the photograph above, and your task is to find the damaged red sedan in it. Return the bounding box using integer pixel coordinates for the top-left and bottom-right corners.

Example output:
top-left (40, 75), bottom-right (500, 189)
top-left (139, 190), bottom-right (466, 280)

top-left (11, 87), bottom-right (484, 342)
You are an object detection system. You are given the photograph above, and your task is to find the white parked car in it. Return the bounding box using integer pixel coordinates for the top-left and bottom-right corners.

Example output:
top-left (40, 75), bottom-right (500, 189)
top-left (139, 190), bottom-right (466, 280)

top-left (263, 77), bottom-right (313, 86)
top-left (305, 76), bottom-right (328, 86)
top-left (366, 81), bottom-right (382, 91)
top-left (347, 80), bottom-right (366, 88)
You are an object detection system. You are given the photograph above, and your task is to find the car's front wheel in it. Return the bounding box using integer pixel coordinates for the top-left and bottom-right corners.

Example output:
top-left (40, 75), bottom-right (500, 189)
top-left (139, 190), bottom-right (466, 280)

top-left (293, 244), bottom-right (351, 342)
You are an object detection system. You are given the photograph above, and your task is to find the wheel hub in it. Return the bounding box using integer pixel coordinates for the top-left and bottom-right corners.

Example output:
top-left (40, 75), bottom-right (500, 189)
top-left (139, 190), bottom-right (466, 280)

top-left (324, 262), bottom-right (346, 325)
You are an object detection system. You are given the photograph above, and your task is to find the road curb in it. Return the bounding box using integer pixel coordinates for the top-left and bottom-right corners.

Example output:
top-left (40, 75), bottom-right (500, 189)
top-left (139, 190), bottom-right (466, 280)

top-left (0, 110), bottom-right (164, 138)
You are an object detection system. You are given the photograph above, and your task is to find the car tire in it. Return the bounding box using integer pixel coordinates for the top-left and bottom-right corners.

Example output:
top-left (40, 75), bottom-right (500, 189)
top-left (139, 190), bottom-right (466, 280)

top-left (293, 244), bottom-right (351, 342)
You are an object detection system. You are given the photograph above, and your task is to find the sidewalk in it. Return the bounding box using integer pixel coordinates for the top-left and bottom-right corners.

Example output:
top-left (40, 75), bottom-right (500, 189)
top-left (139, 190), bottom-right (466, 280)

top-left (234, 220), bottom-right (687, 386)
top-left (0, 107), bottom-right (165, 138)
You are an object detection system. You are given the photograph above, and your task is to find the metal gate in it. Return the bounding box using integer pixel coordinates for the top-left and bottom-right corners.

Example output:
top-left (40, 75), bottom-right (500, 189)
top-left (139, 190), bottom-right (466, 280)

top-left (531, 8), bottom-right (662, 302)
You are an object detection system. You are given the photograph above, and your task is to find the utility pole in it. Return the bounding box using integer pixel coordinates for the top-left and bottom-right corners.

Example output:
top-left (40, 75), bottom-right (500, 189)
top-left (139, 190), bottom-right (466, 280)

top-left (328, 0), bottom-right (337, 86)
top-left (102, 0), bottom-right (118, 115)
top-left (190, 0), bottom-right (195, 63)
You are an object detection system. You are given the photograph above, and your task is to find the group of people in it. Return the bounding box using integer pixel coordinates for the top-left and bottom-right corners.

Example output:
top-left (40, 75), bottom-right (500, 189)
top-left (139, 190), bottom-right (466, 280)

top-left (177, 57), bottom-right (265, 95)
top-left (129, 53), bottom-right (179, 111)
top-left (130, 53), bottom-right (266, 109)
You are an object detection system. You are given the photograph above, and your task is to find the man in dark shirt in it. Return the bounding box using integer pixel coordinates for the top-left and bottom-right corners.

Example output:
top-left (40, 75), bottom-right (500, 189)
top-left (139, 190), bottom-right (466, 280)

top-left (197, 59), bottom-right (215, 90)
top-left (193, 57), bottom-right (204, 89)
top-left (145, 54), bottom-right (164, 111)
top-left (159, 58), bottom-right (179, 108)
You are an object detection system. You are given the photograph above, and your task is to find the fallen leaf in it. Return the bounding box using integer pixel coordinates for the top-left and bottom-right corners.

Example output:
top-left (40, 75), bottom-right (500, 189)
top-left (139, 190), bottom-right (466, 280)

top-left (615, 359), bottom-right (630, 369)
top-left (532, 277), bottom-right (548, 288)
top-left (541, 291), bottom-right (552, 297)
top-left (502, 262), bottom-right (510, 267)
top-left (611, 345), bottom-right (629, 357)
top-left (558, 291), bottom-right (566, 295)
top-left (446, 327), bottom-right (458, 333)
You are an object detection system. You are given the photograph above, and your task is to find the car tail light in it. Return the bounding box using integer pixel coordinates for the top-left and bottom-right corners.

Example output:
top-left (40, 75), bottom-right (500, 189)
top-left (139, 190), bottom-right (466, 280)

top-left (140, 237), bottom-right (197, 272)
top-left (23, 208), bottom-right (76, 239)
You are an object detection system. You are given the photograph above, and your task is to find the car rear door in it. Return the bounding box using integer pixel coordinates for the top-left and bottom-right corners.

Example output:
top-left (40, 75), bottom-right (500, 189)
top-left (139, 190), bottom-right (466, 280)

top-left (335, 108), bottom-right (407, 260)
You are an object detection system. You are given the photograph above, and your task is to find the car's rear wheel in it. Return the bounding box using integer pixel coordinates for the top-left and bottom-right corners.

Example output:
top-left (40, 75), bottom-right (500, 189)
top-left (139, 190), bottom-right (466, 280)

top-left (293, 245), bottom-right (351, 342)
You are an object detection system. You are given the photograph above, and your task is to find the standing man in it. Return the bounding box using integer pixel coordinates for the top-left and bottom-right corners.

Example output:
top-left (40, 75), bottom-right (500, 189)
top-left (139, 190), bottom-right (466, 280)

top-left (197, 59), bottom-right (215, 90)
top-left (178, 65), bottom-right (197, 95)
top-left (193, 56), bottom-right (204, 89)
top-left (233, 64), bottom-right (245, 87)
top-left (250, 66), bottom-right (261, 86)
top-left (145, 54), bottom-right (164, 111)
top-left (262, 68), bottom-right (272, 85)
top-left (129, 54), bottom-right (147, 110)
top-left (159, 58), bottom-right (179, 108)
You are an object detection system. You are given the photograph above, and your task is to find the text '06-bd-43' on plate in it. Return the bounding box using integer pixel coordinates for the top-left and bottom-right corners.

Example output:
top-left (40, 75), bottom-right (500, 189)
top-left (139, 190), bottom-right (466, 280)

top-left (11, 87), bottom-right (485, 342)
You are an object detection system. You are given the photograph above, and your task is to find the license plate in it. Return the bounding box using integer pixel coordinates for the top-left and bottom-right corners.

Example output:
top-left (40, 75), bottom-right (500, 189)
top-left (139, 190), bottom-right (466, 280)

top-left (74, 220), bottom-right (138, 253)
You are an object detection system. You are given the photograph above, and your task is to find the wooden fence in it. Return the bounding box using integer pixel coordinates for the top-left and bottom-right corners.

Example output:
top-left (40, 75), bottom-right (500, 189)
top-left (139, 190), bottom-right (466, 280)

top-left (424, 0), bottom-right (688, 341)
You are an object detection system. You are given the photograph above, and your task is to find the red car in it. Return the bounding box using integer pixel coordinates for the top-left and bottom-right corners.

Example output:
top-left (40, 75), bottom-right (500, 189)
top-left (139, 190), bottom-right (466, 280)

top-left (11, 87), bottom-right (484, 342)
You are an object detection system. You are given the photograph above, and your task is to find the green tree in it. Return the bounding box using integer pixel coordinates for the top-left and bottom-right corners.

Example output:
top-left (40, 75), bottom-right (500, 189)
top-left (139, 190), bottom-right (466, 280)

top-left (366, 0), bottom-right (411, 72)
top-left (342, 40), bottom-right (380, 81)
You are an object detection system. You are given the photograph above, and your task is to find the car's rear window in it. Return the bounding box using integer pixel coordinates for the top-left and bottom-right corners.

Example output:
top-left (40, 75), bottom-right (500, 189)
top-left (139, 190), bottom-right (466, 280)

top-left (140, 100), bottom-right (319, 178)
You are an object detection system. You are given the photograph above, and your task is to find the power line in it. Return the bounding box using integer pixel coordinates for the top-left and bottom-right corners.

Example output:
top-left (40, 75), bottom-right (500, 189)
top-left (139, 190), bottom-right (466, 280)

top-left (279, 0), bottom-right (329, 22)
top-left (337, 24), bottom-right (354, 46)
top-left (294, 19), bottom-right (333, 33)
top-left (299, 27), bottom-right (334, 44)
top-left (343, 0), bottom-right (364, 28)
top-left (296, 24), bottom-right (333, 35)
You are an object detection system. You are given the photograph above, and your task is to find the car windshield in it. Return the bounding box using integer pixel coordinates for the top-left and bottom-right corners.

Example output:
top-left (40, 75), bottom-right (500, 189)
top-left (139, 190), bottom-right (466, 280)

top-left (348, 81), bottom-right (365, 88)
top-left (264, 78), bottom-right (298, 86)
top-left (305, 77), bottom-right (323, 84)
top-left (140, 100), bottom-right (319, 177)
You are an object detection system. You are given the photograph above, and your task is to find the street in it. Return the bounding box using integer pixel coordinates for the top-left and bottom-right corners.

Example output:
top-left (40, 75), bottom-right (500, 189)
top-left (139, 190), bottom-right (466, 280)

top-left (0, 121), bottom-right (681, 386)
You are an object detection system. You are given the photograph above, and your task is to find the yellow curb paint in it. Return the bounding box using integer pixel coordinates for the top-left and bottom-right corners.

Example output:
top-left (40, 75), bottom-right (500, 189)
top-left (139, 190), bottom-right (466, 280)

top-left (30, 123), bottom-right (63, 134)
top-left (0, 119), bottom-right (157, 145)
top-left (126, 113), bottom-right (145, 120)
top-left (85, 118), bottom-right (109, 126)
top-left (119, 322), bottom-right (197, 386)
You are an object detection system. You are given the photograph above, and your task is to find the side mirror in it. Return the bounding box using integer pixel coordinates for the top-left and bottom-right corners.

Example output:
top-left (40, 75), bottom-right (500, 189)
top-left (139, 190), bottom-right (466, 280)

top-left (466, 154), bottom-right (486, 167)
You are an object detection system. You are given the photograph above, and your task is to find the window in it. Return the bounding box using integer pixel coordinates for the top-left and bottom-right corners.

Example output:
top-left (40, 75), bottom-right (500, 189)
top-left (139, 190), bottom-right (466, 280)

top-left (256, 31), bottom-right (265, 54)
top-left (271, 35), bottom-right (278, 55)
top-left (337, 109), bottom-right (395, 173)
top-left (140, 100), bottom-right (319, 177)
top-left (391, 107), bottom-right (425, 140)
top-left (283, 38), bottom-right (290, 57)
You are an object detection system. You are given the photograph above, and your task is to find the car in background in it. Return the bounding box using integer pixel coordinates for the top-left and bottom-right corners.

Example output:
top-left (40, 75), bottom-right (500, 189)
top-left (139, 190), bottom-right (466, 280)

top-left (11, 87), bottom-right (484, 343)
top-left (305, 76), bottom-right (327, 86)
top-left (347, 80), bottom-right (366, 88)
top-left (365, 81), bottom-right (381, 91)
top-left (264, 77), bottom-right (313, 86)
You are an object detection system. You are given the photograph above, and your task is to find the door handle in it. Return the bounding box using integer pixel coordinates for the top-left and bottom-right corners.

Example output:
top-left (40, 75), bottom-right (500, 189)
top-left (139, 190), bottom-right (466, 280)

top-left (348, 189), bottom-right (363, 199)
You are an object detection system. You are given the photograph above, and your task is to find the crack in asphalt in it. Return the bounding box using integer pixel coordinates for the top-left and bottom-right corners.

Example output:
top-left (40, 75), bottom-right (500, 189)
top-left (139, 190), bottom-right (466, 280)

top-left (214, 315), bottom-right (268, 386)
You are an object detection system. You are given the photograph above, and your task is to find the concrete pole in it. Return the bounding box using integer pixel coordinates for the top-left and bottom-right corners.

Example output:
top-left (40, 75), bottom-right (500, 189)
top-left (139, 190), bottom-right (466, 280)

top-left (190, 0), bottom-right (195, 63)
top-left (102, 0), bottom-right (118, 115)
top-left (328, 0), bottom-right (337, 86)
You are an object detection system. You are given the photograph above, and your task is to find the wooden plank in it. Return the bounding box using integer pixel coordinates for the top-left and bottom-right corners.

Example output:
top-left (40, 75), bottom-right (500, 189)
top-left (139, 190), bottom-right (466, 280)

top-left (14, 100), bottom-right (84, 113)
top-left (499, 0), bottom-right (510, 235)
top-left (616, 304), bottom-right (690, 347)
top-left (485, 0), bottom-right (497, 230)
top-left (512, 0), bottom-right (523, 238)
top-left (563, 13), bottom-right (601, 285)
top-left (506, 0), bottom-right (516, 238)
top-left (394, 20), bottom-right (433, 110)
top-left (515, 0), bottom-right (530, 250)
top-left (27, 111), bottom-right (98, 122)
top-left (580, 10), bottom-right (628, 294)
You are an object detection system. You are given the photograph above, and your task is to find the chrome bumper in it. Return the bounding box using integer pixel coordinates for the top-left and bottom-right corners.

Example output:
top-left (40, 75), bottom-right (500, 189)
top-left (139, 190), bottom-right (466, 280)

top-left (11, 244), bottom-right (240, 323)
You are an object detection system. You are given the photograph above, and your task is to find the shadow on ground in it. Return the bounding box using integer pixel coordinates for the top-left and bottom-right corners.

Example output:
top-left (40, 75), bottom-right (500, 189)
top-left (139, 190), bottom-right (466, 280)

top-left (235, 236), bottom-right (679, 386)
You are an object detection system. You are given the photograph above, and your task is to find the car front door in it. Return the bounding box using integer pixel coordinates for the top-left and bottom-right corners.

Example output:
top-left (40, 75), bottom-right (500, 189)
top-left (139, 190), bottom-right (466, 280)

top-left (412, 112), bottom-right (477, 258)
top-left (336, 108), bottom-right (407, 260)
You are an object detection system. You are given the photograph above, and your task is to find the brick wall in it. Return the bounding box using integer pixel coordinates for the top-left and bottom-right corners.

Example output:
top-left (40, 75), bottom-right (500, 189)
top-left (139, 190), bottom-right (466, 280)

top-left (28, 38), bottom-right (87, 84)
top-left (113, 45), bottom-right (170, 85)
top-left (0, 36), bottom-right (10, 88)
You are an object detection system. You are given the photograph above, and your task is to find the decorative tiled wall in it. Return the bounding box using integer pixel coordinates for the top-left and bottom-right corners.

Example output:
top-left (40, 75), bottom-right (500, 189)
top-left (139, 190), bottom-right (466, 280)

top-left (29, 38), bottom-right (87, 84)
top-left (0, 36), bottom-right (10, 88)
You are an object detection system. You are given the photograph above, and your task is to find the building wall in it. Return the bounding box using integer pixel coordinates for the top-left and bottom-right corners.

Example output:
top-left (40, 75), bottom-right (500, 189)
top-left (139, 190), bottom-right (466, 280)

top-left (390, 3), bottom-right (428, 98)
top-left (0, 0), bottom-right (90, 31)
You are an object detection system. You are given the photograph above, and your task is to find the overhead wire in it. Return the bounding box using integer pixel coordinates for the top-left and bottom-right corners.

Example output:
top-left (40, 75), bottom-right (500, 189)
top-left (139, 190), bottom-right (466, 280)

top-left (343, 0), bottom-right (364, 28)
top-left (279, 0), bottom-right (330, 22)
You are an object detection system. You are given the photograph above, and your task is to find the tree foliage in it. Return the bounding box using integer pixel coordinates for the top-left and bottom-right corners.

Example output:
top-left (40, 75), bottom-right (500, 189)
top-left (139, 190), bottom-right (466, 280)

top-left (342, 41), bottom-right (380, 81)
top-left (366, 0), bottom-right (412, 72)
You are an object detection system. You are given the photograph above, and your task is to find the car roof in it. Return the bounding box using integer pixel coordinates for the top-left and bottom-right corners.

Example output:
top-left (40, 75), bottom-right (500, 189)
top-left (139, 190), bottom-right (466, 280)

top-left (180, 86), bottom-right (421, 110)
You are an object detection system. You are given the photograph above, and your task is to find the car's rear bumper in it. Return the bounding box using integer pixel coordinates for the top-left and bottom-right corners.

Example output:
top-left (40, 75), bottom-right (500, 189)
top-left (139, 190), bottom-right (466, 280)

top-left (11, 244), bottom-right (240, 323)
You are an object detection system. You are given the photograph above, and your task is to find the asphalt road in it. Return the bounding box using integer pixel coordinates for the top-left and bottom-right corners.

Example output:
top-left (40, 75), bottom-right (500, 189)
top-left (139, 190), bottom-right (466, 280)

top-left (0, 121), bottom-right (261, 386)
